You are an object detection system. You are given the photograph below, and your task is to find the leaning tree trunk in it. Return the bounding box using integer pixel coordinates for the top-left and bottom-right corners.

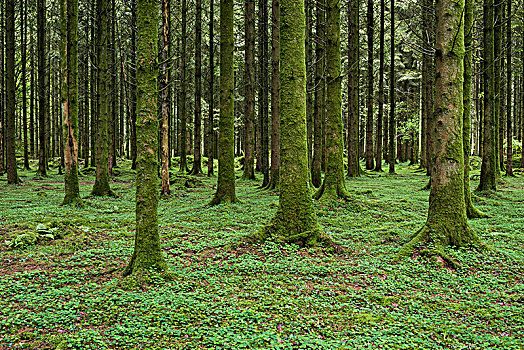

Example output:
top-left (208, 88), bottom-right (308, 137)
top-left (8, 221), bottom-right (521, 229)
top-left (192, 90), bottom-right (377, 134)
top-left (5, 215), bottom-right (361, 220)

top-left (313, 0), bottom-right (349, 200)
top-left (463, 0), bottom-right (485, 218)
top-left (253, 0), bottom-right (325, 247)
top-left (210, 0), bottom-right (238, 205)
top-left (61, 0), bottom-right (83, 206)
top-left (347, 0), bottom-right (361, 177)
top-left (396, 0), bottom-right (481, 264)
top-left (242, 0), bottom-right (256, 180)
top-left (478, 0), bottom-right (497, 191)
top-left (5, 0), bottom-right (18, 184)
top-left (124, 0), bottom-right (172, 278)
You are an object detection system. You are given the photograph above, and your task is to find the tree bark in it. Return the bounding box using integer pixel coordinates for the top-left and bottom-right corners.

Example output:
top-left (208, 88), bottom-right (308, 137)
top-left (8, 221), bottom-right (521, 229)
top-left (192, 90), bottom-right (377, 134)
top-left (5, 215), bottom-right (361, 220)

top-left (397, 0), bottom-right (481, 263)
top-left (267, 0), bottom-right (280, 190)
top-left (388, 0), bottom-right (396, 174)
top-left (207, 0), bottom-right (215, 176)
top-left (124, 0), bottom-right (171, 278)
top-left (347, 0), bottom-right (361, 177)
top-left (6, 0), bottom-right (18, 184)
top-left (210, 0), bottom-right (238, 205)
top-left (365, 0), bottom-right (374, 170)
top-left (190, 0), bottom-right (203, 175)
top-left (37, 0), bottom-right (47, 176)
top-left (374, 0), bottom-right (384, 172)
top-left (242, 0), bottom-right (256, 180)
top-left (160, 0), bottom-right (171, 195)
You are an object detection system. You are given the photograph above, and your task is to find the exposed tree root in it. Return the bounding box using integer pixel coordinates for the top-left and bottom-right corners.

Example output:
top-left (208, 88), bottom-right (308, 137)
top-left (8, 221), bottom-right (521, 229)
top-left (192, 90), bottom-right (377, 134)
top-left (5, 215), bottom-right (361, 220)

top-left (313, 182), bottom-right (351, 201)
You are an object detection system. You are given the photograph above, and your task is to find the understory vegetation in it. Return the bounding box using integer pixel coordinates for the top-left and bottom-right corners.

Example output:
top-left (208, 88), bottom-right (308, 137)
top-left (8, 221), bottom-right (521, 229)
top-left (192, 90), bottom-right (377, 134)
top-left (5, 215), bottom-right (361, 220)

top-left (1, 160), bottom-right (523, 349)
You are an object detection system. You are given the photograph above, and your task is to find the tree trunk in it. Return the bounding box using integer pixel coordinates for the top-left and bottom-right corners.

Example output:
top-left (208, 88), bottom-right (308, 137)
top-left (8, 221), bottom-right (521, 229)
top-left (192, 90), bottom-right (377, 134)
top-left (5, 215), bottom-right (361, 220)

top-left (124, 0), bottom-right (171, 279)
top-left (314, 0), bottom-right (349, 200)
top-left (478, 0), bottom-right (496, 191)
top-left (267, 0), bottom-right (280, 190)
top-left (505, 0), bottom-right (513, 177)
top-left (37, 0), bottom-right (47, 176)
top-left (347, 0), bottom-right (361, 177)
top-left (259, 0), bottom-right (270, 187)
top-left (207, 0), bottom-right (215, 176)
top-left (192, 0), bottom-right (203, 175)
top-left (160, 0), bottom-right (171, 195)
top-left (61, 0), bottom-right (83, 206)
top-left (463, 0), bottom-right (485, 217)
top-left (242, 0), bottom-right (256, 180)
top-left (493, 0), bottom-right (501, 175)
top-left (388, 0), bottom-right (396, 174)
top-left (130, 0), bottom-right (137, 169)
top-left (5, 0), bottom-right (18, 184)
top-left (21, 0), bottom-right (29, 170)
top-left (311, 0), bottom-right (325, 186)
top-left (179, 0), bottom-right (188, 173)
top-left (254, 0), bottom-right (324, 247)
top-left (365, 0), bottom-right (374, 170)
top-left (91, 0), bottom-right (113, 196)
top-left (397, 0), bottom-right (481, 263)
top-left (210, 0), bottom-right (238, 205)
top-left (374, 0), bottom-right (384, 172)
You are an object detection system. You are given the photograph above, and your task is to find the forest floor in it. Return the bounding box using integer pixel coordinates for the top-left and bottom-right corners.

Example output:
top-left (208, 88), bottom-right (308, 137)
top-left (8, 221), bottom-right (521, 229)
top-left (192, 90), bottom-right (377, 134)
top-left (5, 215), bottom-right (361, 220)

top-left (1, 159), bottom-right (524, 349)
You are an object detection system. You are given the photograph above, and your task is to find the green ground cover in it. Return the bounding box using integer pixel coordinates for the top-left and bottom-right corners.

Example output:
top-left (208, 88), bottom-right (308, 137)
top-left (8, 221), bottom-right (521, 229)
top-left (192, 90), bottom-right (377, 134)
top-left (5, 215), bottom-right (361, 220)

top-left (1, 160), bottom-right (523, 349)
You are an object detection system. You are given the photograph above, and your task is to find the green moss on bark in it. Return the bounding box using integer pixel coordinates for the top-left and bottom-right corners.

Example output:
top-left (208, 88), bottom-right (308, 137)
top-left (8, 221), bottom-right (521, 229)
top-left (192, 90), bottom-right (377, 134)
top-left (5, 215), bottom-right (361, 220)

top-left (397, 0), bottom-right (482, 262)
top-left (252, 0), bottom-right (324, 247)
top-left (210, 0), bottom-right (239, 205)
top-left (124, 0), bottom-right (171, 278)
top-left (314, 0), bottom-right (350, 201)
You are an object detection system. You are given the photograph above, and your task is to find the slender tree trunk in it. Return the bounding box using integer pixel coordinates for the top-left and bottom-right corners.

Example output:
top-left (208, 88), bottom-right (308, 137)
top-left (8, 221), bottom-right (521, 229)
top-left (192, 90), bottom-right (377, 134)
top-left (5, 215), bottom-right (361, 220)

top-left (130, 0), bottom-right (137, 169)
top-left (259, 0), bottom-right (270, 187)
top-left (374, 0), bottom-right (385, 172)
top-left (37, 0), bottom-right (47, 176)
top-left (190, 0), bottom-right (203, 175)
top-left (92, 0), bottom-right (113, 196)
top-left (388, 0), bottom-right (396, 174)
top-left (267, 0), bottom-right (280, 190)
top-left (243, 0), bottom-right (256, 180)
top-left (365, 0), bottom-right (374, 170)
top-left (463, 0), bottom-right (485, 217)
top-left (306, 0), bottom-right (313, 172)
top-left (314, 0), bottom-right (349, 200)
top-left (90, 13), bottom-right (97, 168)
top-left (210, 0), bottom-right (238, 204)
top-left (124, 0), bottom-right (171, 278)
top-left (207, 0), bottom-right (215, 176)
top-left (0, 0), bottom-right (4, 176)
top-left (494, 0), bottom-right (501, 175)
top-left (254, 0), bottom-right (324, 247)
top-left (478, 0), bottom-right (496, 191)
top-left (397, 0), bottom-right (481, 262)
top-left (160, 0), bottom-right (171, 195)
top-left (21, 0), bottom-right (29, 170)
top-left (311, 0), bottom-right (325, 186)
top-left (347, 0), bottom-right (361, 177)
top-left (6, 0), bottom-right (18, 183)
top-left (505, 0), bottom-right (513, 177)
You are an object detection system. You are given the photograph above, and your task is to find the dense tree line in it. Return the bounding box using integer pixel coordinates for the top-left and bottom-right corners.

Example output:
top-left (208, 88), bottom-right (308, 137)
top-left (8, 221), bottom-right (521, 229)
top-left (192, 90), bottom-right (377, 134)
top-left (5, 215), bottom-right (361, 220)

top-left (1, 0), bottom-right (524, 275)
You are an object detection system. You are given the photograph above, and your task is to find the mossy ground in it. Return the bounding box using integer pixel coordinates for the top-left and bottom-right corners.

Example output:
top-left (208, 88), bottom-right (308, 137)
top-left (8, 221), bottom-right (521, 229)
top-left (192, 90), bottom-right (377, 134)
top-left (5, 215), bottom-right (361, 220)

top-left (1, 158), bottom-right (523, 349)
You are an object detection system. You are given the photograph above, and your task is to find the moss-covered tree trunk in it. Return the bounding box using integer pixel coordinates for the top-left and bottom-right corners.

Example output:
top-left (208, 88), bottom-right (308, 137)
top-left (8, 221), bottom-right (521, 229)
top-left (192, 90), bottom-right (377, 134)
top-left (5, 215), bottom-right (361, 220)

top-left (311, 0), bottom-right (325, 187)
top-left (207, 0), bottom-right (215, 177)
top-left (478, 0), bottom-right (497, 191)
top-left (267, 0), bottom-right (280, 190)
top-left (5, 0), bottom-right (18, 184)
top-left (365, 0), bottom-right (374, 171)
top-left (374, 0), bottom-right (385, 172)
top-left (130, 1), bottom-right (137, 170)
top-left (37, 0), bottom-right (47, 177)
top-left (61, 0), bottom-right (83, 206)
top-left (396, 0), bottom-right (481, 263)
top-left (160, 0), bottom-right (171, 196)
top-left (92, 0), bottom-right (113, 196)
top-left (463, 0), bottom-right (485, 218)
top-left (179, 0), bottom-right (188, 173)
top-left (255, 0), bottom-right (323, 247)
top-left (388, 0), bottom-right (396, 174)
top-left (493, 0), bottom-right (501, 176)
top-left (210, 0), bottom-right (238, 205)
top-left (242, 0), bottom-right (256, 181)
top-left (347, 0), bottom-right (361, 177)
top-left (190, 0), bottom-right (203, 176)
top-left (505, 0), bottom-right (513, 177)
top-left (124, 0), bottom-right (170, 277)
top-left (314, 0), bottom-right (349, 201)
